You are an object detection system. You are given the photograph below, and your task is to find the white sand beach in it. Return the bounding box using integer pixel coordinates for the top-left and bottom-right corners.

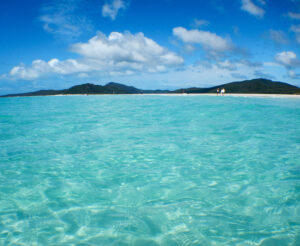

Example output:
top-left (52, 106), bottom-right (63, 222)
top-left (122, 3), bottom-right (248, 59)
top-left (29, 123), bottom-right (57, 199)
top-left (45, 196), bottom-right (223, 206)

top-left (137, 93), bottom-right (300, 98)
top-left (49, 93), bottom-right (300, 98)
top-left (201, 93), bottom-right (300, 98)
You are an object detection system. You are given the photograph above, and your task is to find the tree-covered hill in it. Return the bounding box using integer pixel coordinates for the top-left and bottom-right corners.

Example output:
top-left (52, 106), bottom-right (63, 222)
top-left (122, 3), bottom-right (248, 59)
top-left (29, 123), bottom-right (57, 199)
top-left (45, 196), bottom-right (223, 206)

top-left (172, 79), bottom-right (300, 94)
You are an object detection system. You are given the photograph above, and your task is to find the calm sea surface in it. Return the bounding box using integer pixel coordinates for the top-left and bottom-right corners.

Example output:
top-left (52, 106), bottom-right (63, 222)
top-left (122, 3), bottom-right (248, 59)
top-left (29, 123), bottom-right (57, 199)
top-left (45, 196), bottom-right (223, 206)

top-left (0, 95), bottom-right (300, 246)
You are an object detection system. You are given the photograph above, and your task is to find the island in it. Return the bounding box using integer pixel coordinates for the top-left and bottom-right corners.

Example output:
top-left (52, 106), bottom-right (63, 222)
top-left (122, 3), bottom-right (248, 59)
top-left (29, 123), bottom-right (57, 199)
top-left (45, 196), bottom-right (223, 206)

top-left (1, 78), bottom-right (300, 97)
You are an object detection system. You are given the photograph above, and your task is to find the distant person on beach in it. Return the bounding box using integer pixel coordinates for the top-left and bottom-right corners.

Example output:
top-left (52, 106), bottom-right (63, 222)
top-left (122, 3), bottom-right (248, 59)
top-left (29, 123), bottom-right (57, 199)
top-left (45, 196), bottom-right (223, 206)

top-left (217, 88), bottom-right (220, 95)
top-left (221, 88), bottom-right (225, 96)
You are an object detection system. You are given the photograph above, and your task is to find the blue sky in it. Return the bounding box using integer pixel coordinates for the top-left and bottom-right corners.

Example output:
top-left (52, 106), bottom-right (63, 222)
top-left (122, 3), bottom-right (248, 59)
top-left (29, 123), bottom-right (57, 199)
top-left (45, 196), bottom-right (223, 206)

top-left (1, 0), bottom-right (300, 94)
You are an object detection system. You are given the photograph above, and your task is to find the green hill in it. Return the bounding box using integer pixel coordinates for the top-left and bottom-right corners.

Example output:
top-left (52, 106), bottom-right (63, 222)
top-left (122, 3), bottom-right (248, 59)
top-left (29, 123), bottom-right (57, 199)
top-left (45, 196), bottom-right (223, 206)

top-left (2, 82), bottom-right (143, 97)
top-left (173, 79), bottom-right (300, 94)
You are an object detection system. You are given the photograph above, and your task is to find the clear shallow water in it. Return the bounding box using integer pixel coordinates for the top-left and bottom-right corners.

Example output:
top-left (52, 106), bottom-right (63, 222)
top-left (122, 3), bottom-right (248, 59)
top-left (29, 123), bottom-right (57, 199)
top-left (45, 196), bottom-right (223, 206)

top-left (0, 95), bottom-right (300, 246)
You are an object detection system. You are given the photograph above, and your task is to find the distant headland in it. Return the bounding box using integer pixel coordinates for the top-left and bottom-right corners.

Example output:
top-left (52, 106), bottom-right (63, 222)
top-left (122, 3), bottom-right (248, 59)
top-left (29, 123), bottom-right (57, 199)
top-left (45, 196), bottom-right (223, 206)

top-left (1, 78), bottom-right (300, 97)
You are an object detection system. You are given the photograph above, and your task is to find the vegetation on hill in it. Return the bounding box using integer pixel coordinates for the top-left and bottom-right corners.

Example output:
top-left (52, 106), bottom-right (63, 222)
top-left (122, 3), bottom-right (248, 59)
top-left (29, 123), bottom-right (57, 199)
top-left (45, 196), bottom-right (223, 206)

top-left (173, 79), bottom-right (300, 94)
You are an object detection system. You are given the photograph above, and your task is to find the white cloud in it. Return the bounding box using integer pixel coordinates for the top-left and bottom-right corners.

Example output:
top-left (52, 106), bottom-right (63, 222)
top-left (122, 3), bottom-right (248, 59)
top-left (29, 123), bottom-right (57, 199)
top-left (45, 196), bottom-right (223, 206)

top-left (216, 60), bottom-right (237, 71)
top-left (288, 12), bottom-right (300, 20)
top-left (9, 59), bottom-right (92, 80)
top-left (192, 19), bottom-right (210, 28)
top-left (155, 59), bottom-right (268, 87)
top-left (102, 0), bottom-right (127, 20)
top-left (78, 73), bottom-right (89, 78)
top-left (275, 51), bottom-right (299, 67)
top-left (185, 44), bottom-right (196, 52)
top-left (40, 14), bottom-right (81, 37)
top-left (72, 31), bottom-right (183, 68)
top-left (241, 0), bottom-right (265, 18)
top-left (209, 59), bottom-right (261, 73)
top-left (288, 70), bottom-right (299, 78)
top-left (275, 51), bottom-right (300, 78)
top-left (257, 0), bottom-right (266, 5)
top-left (39, 0), bottom-right (92, 39)
top-left (263, 61), bottom-right (282, 67)
top-left (8, 31), bottom-right (183, 80)
top-left (239, 59), bottom-right (262, 67)
top-left (173, 27), bottom-right (232, 53)
top-left (290, 25), bottom-right (300, 43)
top-left (268, 30), bottom-right (288, 44)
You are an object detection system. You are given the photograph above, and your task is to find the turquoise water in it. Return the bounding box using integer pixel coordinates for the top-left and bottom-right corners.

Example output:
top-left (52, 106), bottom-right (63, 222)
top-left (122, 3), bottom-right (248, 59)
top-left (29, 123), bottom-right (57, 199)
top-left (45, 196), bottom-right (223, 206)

top-left (0, 95), bottom-right (300, 246)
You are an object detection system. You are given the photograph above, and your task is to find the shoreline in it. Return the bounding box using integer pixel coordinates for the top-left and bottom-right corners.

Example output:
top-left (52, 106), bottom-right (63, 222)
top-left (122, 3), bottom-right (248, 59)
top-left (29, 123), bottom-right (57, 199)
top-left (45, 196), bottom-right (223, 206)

top-left (140, 93), bottom-right (300, 98)
top-left (2, 93), bottom-right (300, 98)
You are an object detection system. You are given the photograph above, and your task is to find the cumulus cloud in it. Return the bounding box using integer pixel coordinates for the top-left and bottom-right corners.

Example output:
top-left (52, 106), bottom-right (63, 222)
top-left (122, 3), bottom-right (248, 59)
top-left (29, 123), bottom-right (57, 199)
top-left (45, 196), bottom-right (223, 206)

top-left (241, 0), bottom-right (265, 18)
top-left (275, 51), bottom-right (299, 67)
top-left (102, 0), bottom-right (127, 20)
top-left (9, 59), bottom-right (92, 80)
top-left (72, 32), bottom-right (183, 68)
top-left (173, 27), bottom-right (233, 53)
top-left (275, 51), bottom-right (300, 78)
top-left (8, 31), bottom-right (183, 80)
top-left (268, 30), bottom-right (288, 44)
